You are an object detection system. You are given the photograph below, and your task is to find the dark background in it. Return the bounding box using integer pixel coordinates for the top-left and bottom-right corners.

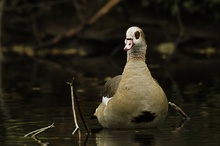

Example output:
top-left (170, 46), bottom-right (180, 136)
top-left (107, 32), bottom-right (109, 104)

top-left (1, 1), bottom-right (220, 145)
top-left (1, 0), bottom-right (220, 58)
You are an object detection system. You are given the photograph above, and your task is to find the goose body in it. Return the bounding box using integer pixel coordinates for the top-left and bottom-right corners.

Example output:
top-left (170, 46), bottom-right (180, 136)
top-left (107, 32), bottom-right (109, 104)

top-left (94, 26), bottom-right (168, 128)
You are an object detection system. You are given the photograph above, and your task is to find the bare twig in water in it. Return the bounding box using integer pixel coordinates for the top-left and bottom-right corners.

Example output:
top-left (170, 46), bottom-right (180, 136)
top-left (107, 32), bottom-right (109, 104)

top-left (67, 78), bottom-right (91, 135)
top-left (169, 102), bottom-right (190, 120)
top-left (24, 123), bottom-right (55, 138)
top-left (171, 119), bottom-right (187, 133)
top-left (32, 136), bottom-right (49, 146)
top-left (67, 79), bottom-right (80, 135)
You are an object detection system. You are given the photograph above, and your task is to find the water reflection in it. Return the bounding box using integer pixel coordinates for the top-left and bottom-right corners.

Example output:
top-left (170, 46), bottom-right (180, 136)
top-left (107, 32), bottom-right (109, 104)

top-left (1, 57), bottom-right (220, 146)
top-left (95, 129), bottom-right (162, 146)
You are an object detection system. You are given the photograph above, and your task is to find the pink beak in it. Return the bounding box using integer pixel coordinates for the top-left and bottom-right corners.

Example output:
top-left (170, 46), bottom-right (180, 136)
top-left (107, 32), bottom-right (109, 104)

top-left (124, 39), bottom-right (135, 51)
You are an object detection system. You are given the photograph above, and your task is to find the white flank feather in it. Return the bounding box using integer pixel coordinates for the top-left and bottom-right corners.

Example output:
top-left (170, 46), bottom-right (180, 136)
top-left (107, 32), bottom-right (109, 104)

top-left (102, 96), bottom-right (112, 106)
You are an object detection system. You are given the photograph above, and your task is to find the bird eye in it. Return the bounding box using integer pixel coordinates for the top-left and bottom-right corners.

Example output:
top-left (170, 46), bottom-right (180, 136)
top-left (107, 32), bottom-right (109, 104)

top-left (135, 31), bottom-right (140, 39)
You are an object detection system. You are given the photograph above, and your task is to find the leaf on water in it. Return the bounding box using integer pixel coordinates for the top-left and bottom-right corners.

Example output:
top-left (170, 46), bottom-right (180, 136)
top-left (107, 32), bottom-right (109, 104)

top-left (76, 89), bottom-right (85, 93)
top-left (200, 111), bottom-right (209, 117)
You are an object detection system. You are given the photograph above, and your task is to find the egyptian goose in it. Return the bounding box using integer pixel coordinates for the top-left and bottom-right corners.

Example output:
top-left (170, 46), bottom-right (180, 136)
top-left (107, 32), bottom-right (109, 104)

top-left (94, 26), bottom-right (168, 128)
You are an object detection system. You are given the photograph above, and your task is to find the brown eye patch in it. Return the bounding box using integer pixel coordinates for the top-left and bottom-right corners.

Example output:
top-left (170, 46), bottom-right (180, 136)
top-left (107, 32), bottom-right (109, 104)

top-left (135, 31), bottom-right (140, 39)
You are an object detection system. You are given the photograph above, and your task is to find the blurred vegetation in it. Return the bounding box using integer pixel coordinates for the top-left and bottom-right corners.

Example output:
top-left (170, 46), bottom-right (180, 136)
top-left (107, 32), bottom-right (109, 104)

top-left (141, 0), bottom-right (220, 20)
top-left (1, 2), bottom-right (220, 145)
top-left (1, 0), bottom-right (220, 58)
top-left (6, 0), bottom-right (220, 19)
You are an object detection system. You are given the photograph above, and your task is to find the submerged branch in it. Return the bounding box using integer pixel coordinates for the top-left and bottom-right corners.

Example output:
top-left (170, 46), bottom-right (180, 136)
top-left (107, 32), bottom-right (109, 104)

top-left (67, 79), bottom-right (80, 135)
top-left (24, 123), bottom-right (55, 138)
top-left (169, 102), bottom-right (190, 120)
top-left (67, 78), bottom-right (91, 135)
top-left (32, 136), bottom-right (49, 146)
top-left (171, 119), bottom-right (188, 133)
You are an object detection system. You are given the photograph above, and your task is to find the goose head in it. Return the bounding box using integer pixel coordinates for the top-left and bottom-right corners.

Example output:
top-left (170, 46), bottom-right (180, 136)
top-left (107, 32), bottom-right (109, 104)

top-left (124, 26), bottom-right (147, 61)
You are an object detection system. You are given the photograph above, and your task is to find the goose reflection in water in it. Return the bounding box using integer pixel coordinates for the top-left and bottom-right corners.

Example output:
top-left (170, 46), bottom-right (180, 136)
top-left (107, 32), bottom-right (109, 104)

top-left (95, 129), bottom-right (163, 146)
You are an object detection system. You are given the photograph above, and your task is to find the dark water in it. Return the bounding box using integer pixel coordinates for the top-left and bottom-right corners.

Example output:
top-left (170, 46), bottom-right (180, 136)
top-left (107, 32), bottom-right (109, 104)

top-left (1, 56), bottom-right (220, 146)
